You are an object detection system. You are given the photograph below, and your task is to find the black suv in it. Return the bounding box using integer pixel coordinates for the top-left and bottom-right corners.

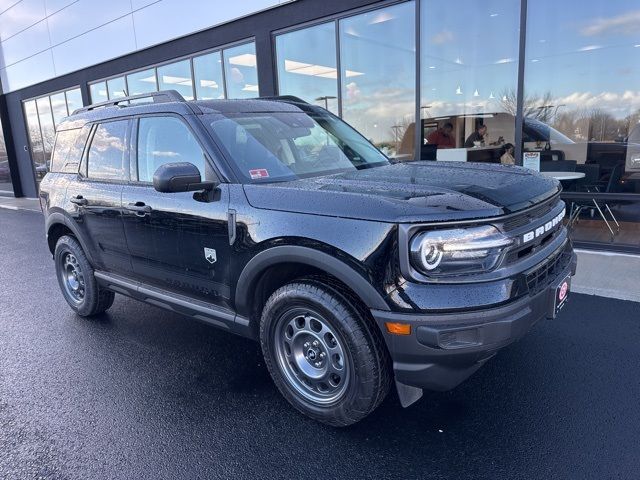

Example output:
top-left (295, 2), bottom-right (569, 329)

top-left (40, 90), bottom-right (576, 426)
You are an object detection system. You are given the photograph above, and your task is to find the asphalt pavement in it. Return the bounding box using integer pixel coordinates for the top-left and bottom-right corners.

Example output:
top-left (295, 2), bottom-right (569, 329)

top-left (1, 208), bottom-right (639, 479)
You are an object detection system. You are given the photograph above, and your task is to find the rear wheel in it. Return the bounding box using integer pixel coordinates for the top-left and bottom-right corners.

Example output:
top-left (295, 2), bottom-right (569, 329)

top-left (54, 235), bottom-right (115, 317)
top-left (260, 279), bottom-right (391, 426)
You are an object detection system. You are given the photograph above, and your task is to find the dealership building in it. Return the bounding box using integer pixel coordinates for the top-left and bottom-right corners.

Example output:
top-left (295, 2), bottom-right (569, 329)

top-left (0, 0), bottom-right (639, 255)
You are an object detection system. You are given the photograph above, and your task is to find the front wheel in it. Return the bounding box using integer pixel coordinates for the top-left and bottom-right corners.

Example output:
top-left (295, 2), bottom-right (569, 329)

top-left (260, 280), bottom-right (391, 426)
top-left (54, 235), bottom-right (115, 317)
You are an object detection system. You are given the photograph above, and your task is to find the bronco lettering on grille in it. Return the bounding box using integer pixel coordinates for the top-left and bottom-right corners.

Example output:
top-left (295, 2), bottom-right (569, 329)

top-left (522, 208), bottom-right (565, 244)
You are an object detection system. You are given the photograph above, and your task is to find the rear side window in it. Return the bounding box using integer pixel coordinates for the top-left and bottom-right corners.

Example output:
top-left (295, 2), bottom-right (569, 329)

top-left (50, 126), bottom-right (90, 173)
top-left (87, 120), bottom-right (129, 180)
top-left (136, 116), bottom-right (206, 182)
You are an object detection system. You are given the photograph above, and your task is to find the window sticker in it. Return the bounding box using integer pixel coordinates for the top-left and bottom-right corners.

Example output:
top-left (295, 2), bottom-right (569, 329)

top-left (249, 168), bottom-right (270, 180)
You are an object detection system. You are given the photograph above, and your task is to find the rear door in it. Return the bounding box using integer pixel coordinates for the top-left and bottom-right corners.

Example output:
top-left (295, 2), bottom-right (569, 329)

top-left (121, 114), bottom-right (232, 310)
top-left (66, 119), bottom-right (132, 273)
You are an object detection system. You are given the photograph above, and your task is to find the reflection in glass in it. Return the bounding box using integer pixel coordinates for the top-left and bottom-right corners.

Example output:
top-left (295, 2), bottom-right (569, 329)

top-left (340, 2), bottom-right (416, 160)
top-left (90, 81), bottom-right (108, 103)
top-left (137, 116), bottom-right (205, 182)
top-left (50, 92), bottom-right (68, 126)
top-left (24, 101), bottom-right (44, 171)
top-left (107, 77), bottom-right (127, 98)
top-left (193, 51), bottom-right (225, 100)
top-left (420, 0), bottom-right (520, 163)
top-left (87, 121), bottom-right (128, 180)
top-left (36, 97), bottom-right (56, 179)
top-left (525, 0), bottom-right (640, 247)
top-left (157, 60), bottom-right (194, 100)
top-left (127, 68), bottom-right (158, 96)
top-left (0, 118), bottom-right (13, 193)
top-left (223, 43), bottom-right (259, 99)
top-left (65, 88), bottom-right (83, 113)
top-left (276, 22), bottom-right (339, 114)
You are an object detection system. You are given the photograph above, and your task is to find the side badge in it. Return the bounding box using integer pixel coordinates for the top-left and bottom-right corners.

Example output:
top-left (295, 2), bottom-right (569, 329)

top-left (204, 247), bottom-right (217, 264)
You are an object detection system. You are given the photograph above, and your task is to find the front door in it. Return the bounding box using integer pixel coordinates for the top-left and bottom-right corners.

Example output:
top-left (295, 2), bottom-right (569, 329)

top-left (121, 115), bottom-right (232, 310)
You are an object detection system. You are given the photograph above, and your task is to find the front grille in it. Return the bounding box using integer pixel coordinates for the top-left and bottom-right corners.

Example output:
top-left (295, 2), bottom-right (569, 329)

top-left (525, 246), bottom-right (572, 296)
top-left (502, 196), bottom-right (560, 232)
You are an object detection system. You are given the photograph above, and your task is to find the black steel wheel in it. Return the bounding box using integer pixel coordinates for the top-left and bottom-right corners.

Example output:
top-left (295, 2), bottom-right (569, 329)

top-left (54, 235), bottom-right (115, 317)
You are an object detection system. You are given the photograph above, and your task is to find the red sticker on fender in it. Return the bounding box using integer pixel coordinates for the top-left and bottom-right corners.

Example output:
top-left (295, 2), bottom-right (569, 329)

top-left (249, 168), bottom-right (269, 180)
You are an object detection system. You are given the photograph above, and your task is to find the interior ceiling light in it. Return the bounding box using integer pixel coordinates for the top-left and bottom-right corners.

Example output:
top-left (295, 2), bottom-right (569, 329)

top-left (199, 79), bottom-right (219, 88)
top-left (229, 53), bottom-right (257, 67)
top-left (456, 85), bottom-right (463, 95)
top-left (139, 75), bottom-right (157, 84)
top-left (284, 60), bottom-right (363, 79)
top-left (369, 11), bottom-right (395, 24)
top-left (160, 75), bottom-right (193, 86)
top-left (578, 45), bottom-right (602, 52)
top-left (242, 84), bottom-right (259, 92)
top-left (473, 89), bottom-right (480, 97)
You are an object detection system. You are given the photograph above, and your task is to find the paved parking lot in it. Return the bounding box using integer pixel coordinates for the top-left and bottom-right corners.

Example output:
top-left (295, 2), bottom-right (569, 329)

top-left (1, 208), bottom-right (639, 479)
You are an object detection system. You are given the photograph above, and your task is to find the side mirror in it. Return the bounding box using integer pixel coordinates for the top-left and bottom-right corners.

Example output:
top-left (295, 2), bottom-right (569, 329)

top-left (153, 162), bottom-right (216, 193)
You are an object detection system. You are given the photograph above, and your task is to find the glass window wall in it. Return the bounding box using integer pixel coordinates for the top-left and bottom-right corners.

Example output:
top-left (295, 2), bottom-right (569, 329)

top-left (157, 60), bottom-right (194, 100)
top-left (276, 22), bottom-right (339, 114)
top-left (340, 2), bottom-right (416, 160)
top-left (0, 118), bottom-right (13, 194)
top-left (107, 76), bottom-right (128, 99)
top-left (524, 0), bottom-right (640, 249)
top-left (193, 51), bottom-right (225, 100)
top-left (126, 68), bottom-right (157, 96)
top-left (223, 42), bottom-right (259, 99)
top-left (419, 0), bottom-right (520, 164)
top-left (23, 87), bottom-right (85, 188)
top-left (90, 81), bottom-right (109, 103)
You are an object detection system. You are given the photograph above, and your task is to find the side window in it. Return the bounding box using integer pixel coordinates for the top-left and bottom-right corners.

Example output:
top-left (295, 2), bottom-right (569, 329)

top-left (136, 116), bottom-right (206, 182)
top-left (87, 120), bottom-right (129, 180)
top-left (50, 129), bottom-right (79, 173)
top-left (52, 126), bottom-right (91, 174)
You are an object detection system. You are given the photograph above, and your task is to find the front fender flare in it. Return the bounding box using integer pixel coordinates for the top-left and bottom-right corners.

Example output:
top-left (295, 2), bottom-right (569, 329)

top-left (234, 245), bottom-right (391, 316)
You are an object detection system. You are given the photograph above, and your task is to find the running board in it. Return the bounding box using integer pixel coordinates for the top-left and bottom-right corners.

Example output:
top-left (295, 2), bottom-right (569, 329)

top-left (94, 271), bottom-right (254, 339)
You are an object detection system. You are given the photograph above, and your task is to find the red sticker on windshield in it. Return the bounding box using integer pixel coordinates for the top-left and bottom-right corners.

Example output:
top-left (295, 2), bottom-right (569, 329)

top-left (249, 168), bottom-right (269, 180)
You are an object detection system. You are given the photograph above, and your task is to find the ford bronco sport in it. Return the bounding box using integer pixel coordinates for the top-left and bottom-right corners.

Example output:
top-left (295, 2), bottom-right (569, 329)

top-left (40, 90), bottom-right (576, 426)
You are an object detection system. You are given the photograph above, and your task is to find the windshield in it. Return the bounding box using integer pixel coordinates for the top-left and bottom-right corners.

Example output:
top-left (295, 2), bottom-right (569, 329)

top-left (205, 109), bottom-right (389, 182)
top-left (523, 118), bottom-right (574, 144)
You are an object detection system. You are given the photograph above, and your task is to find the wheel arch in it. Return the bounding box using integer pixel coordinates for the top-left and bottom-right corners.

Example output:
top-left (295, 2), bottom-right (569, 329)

top-left (45, 212), bottom-right (96, 265)
top-left (235, 245), bottom-right (391, 322)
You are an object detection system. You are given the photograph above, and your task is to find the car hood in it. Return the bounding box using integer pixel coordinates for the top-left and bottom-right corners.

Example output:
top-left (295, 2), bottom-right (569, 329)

top-left (242, 161), bottom-right (560, 223)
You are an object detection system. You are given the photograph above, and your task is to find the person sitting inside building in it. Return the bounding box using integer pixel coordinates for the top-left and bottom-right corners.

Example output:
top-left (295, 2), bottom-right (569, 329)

top-left (464, 124), bottom-right (487, 148)
top-left (499, 143), bottom-right (515, 165)
top-left (426, 122), bottom-right (455, 149)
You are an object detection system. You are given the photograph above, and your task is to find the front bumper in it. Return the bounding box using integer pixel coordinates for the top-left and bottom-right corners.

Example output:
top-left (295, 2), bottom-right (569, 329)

top-left (371, 251), bottom-right (577, 392)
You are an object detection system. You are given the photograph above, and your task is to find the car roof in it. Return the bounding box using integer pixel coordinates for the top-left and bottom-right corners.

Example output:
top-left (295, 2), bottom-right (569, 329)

top-left (57, 93), bottom-right (312, 131)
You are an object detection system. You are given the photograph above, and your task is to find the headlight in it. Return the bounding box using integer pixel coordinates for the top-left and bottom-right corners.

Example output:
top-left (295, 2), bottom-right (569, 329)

top-left (409, 225), bottom-right (513, 277)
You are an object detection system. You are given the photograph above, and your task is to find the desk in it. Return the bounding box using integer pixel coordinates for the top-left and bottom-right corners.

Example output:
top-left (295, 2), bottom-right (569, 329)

top-left (540, 171), bottom-right (585, 181)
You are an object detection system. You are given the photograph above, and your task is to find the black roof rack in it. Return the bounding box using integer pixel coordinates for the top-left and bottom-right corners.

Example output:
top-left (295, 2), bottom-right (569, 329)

top-left (72, 90), bottom-right (186, 115)
top-left (255, 95), bottom-right (309, 104)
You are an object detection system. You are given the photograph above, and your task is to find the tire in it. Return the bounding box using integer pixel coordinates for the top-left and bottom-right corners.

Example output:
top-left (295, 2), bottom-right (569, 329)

top-left (260, 279), bottom-right (391, 427)
top-left (54, 235), bottom-right (115, 317)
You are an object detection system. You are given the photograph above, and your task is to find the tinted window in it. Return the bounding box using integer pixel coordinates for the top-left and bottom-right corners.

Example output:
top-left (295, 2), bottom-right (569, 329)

top-left (136, 116), bottom-right (206, 182)
top-left (87, 121), bottom-right (128, 180)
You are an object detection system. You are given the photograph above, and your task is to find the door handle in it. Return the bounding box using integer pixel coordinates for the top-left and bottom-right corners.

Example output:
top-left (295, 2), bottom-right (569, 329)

top-left (127, 202), bottom-right (152, 216)
top-left (70, 195), bottom-right (88, 206)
